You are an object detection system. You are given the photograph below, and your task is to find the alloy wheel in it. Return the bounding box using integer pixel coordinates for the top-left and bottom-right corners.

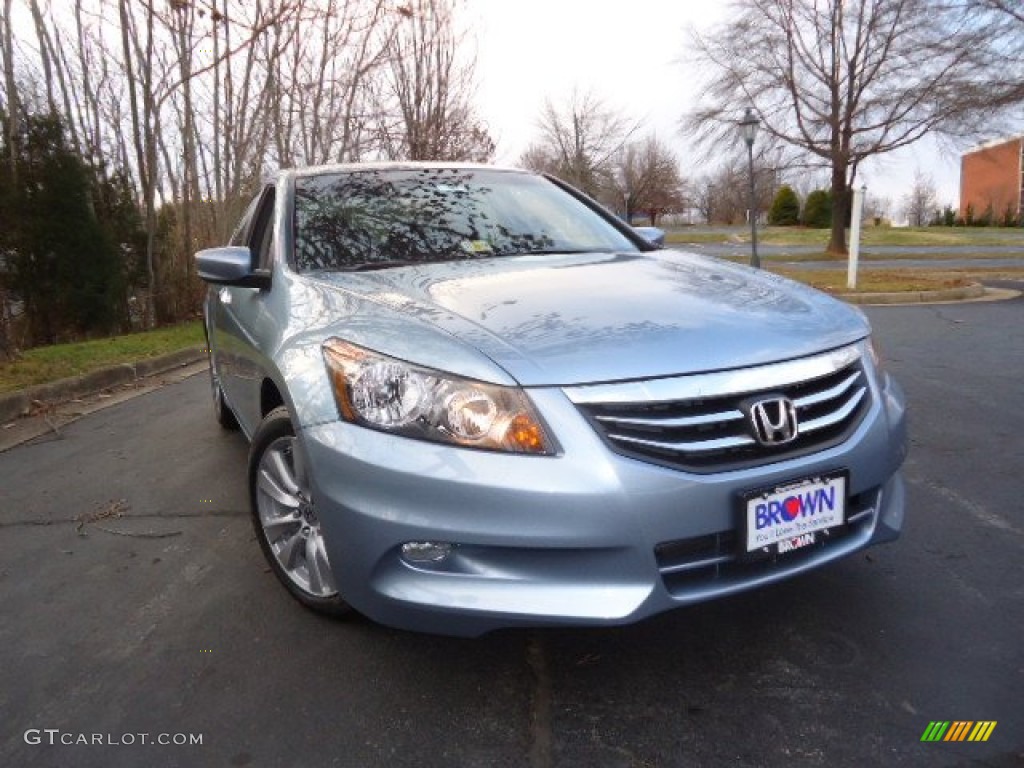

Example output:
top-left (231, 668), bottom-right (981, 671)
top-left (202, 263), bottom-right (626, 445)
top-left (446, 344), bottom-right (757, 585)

top-left (254, 436), bottom-right (338, 598)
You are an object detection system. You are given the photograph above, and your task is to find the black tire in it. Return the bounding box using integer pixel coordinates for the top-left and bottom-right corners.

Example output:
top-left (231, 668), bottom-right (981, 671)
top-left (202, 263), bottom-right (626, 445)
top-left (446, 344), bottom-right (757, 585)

top-left (248, 406), bottom-right (351, 617)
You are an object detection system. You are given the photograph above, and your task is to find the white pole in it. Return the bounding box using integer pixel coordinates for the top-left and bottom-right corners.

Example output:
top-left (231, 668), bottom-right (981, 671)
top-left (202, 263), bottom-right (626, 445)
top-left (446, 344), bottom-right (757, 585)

top-left (847, 185), bottom-right (866, 291)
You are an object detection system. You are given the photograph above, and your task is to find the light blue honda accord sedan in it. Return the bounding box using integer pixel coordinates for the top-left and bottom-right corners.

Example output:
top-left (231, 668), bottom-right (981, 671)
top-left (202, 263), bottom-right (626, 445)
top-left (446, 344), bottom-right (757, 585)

top-left (196, 163), bottom-right (907, 636)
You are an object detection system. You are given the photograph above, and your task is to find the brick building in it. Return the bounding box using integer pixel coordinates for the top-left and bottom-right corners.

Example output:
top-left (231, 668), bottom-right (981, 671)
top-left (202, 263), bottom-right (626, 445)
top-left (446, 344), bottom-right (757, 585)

top-left (959, 136), bottom-right (1024, 223)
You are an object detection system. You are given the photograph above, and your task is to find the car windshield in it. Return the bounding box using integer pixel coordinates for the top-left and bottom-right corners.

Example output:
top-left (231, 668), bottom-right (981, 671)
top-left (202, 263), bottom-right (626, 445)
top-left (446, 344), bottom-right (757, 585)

top-left (292, 168), bottom-right (638, 272)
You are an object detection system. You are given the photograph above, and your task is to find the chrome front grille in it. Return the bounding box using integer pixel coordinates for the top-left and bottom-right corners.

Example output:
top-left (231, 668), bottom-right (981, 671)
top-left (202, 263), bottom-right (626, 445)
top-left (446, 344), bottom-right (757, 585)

top-left (565, 344), bottom-right (872, 474)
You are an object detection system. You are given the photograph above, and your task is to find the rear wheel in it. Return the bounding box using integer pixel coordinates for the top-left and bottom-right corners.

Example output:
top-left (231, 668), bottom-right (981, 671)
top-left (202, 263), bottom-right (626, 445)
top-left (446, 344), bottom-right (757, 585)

top-left (248, 406), bottom-right (351, 616)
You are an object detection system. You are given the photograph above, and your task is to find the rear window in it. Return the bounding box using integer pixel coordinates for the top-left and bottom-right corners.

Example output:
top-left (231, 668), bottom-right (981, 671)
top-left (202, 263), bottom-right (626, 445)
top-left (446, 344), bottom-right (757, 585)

top-left (292, 168), bottom-right (636, 272)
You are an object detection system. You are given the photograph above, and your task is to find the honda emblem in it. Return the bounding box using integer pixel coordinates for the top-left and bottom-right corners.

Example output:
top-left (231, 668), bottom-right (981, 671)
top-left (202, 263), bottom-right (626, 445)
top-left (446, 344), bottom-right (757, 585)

top-left (748, 397), bottom-right (799, 446)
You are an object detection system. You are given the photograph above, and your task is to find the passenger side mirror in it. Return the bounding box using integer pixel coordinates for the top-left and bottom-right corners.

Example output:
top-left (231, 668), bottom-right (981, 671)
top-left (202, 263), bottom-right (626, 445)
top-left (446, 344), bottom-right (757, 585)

top-left (195, 246), bottom-right (271, 289)
top-left (633, 227), bottom-right (666, 247)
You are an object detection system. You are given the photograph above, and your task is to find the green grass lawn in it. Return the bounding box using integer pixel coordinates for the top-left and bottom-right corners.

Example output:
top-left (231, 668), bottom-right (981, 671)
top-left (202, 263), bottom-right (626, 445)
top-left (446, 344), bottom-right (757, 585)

top-left (772, 266), bottom-right (1024, 294)
top-left (772, 268), bottom-right (973, 294)
top-left (666, 226), bottom-right (1024, 248)
top-left (0, 322), bottom-right (205, 394)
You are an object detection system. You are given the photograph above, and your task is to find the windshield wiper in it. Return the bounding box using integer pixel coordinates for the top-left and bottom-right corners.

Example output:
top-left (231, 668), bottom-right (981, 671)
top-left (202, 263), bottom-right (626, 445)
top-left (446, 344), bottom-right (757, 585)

top-left (509, 248), bottom-right (605, 256)
top-left (337, 249), bottom-right (604, 270)
top-left (342, 260), bottom-right (421, 271)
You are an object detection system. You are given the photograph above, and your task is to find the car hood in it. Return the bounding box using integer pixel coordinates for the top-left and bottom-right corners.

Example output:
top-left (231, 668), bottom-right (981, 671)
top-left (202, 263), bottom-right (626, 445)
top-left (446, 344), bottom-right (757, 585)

top-left (307, 251), bottom-right (869, 387)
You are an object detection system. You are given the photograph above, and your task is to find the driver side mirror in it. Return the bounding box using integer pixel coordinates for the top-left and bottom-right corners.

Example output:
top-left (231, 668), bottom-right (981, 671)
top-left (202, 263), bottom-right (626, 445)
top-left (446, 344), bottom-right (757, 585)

top-left (195, 246), bottom-right (271, 289)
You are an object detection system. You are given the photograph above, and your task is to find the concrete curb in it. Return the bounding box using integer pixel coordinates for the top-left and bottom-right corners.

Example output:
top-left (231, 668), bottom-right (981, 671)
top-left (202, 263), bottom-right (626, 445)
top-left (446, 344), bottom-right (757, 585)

top-left (837, 282), bottom-right (987, 305)
top-left (0, 346), bottom-right (207, 424)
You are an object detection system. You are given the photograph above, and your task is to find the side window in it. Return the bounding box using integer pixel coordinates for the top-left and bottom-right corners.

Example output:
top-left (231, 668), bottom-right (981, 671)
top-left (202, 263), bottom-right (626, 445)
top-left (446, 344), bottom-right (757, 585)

top-left (248, 187), bottom-right (277, 271)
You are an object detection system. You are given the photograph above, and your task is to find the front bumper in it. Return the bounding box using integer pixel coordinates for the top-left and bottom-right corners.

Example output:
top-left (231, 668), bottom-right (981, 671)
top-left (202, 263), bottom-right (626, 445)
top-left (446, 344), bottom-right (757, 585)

top-left (301, 372), bottom-right (907, 637)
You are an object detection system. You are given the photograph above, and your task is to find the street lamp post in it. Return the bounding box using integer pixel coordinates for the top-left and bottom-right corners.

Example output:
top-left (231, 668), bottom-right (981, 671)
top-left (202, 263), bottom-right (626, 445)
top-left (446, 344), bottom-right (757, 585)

top-left (739, 108), bottom-right (761, 269)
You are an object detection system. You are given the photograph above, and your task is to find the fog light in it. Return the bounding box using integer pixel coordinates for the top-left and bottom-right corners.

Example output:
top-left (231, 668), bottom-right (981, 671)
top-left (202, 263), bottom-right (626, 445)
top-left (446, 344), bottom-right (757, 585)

top-left (401, 541), bottom-right (454, 564)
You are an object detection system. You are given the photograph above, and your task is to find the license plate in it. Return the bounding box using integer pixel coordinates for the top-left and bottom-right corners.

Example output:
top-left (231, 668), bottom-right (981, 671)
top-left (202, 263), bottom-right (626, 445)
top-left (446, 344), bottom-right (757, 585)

top-left (741, 472), bottom-right (847, 554)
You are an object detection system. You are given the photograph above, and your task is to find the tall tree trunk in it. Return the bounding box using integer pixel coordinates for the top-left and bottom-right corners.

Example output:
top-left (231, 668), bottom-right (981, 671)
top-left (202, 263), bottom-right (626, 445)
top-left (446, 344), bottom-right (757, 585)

top-left (26, 0), bottom-right (56, 114)
top-left (174, 4), bottom-right (196, 294)
top-left (2, 0), bottom-right (18, 183)
top-left (0, 0), bottom-right (18, 360)
top-left (118, 0), bottom-right (156, 328)
top-left (212, 4), bottom-right (223, 234)
top-left (828, 164), bottom-right (849, 256)
top-left (141, 5), bottom-right (159, 323)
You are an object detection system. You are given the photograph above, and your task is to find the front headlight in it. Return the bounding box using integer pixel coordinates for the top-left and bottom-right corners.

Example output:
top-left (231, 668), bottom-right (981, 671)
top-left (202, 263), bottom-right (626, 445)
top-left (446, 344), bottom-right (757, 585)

top-left (322, 339), bottom-right (555, 455)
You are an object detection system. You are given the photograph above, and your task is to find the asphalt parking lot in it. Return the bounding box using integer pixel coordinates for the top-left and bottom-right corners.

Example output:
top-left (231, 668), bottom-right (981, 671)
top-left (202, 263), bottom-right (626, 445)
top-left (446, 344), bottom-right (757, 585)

top-left (1, 286), bottom-right (1022, 768)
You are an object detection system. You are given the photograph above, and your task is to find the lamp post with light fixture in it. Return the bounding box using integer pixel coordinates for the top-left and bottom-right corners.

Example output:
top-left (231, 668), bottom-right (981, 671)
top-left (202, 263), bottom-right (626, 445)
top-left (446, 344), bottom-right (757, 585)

top-left (739, 108), bottom-right (760, 269)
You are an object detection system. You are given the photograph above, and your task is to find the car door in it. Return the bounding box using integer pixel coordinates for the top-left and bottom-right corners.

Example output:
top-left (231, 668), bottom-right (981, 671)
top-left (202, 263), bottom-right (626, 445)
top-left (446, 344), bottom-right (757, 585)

top-left (210, 185), bottom-right (276, 436)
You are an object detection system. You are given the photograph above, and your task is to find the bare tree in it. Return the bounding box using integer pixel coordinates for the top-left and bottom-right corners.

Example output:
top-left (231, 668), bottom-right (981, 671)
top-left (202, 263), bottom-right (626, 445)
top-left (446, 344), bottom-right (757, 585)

top-left (900, 171), bottom-right (937, 226)
top-left (685, 0), bottom-right (1011, 255)
top-left (123, 0), bottom-right (292, 320)
top-left (518, 142), bottom-right (559, 176)
top-left (0, 0), bottom-right (17, 360)
top-left (375, 0), bottom-right (493, 162)
top-left (692, 165), bottom-right (749, 225)
top-left (2, 0), bottom-right (492, 335)
top-left (862, 192), bottom-right (891, 225)
top-left (610, 134), bottom-right (686, 225)
top-left (691, 160), bottom-right (780, 226)
top-left (521, 90), bottom-right (637, 199)
top-left (1, 0), bottom-right (18, 182)
top-left (116, 0), bottom-right (162, 325)
top-left (962, 1), bottom-right (1024, 104)
top-left (264, 0), bottom-right (393, 168)
top-left (691, 177), bottom-right (718, 225)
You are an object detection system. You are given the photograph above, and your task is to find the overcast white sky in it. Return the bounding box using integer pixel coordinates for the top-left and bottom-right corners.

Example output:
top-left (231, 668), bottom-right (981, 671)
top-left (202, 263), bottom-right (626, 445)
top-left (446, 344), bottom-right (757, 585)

top-left (467, 0), bottom-right (979, 213)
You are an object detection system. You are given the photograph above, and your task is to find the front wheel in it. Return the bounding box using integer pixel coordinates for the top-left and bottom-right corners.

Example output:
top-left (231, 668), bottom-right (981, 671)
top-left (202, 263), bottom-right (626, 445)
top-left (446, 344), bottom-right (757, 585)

top-left (248, 406), bottom-right (351, 616)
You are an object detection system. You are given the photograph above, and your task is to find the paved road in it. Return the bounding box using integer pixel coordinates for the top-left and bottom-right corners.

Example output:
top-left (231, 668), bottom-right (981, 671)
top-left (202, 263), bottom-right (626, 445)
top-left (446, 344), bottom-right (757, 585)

top-left (2, 287), bottom-right (1023, 767)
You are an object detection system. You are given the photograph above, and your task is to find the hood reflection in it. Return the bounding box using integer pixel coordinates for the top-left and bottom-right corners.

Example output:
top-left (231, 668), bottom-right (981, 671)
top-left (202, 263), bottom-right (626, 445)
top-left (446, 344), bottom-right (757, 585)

top-left (301, 251), bottom-right (867, 386)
